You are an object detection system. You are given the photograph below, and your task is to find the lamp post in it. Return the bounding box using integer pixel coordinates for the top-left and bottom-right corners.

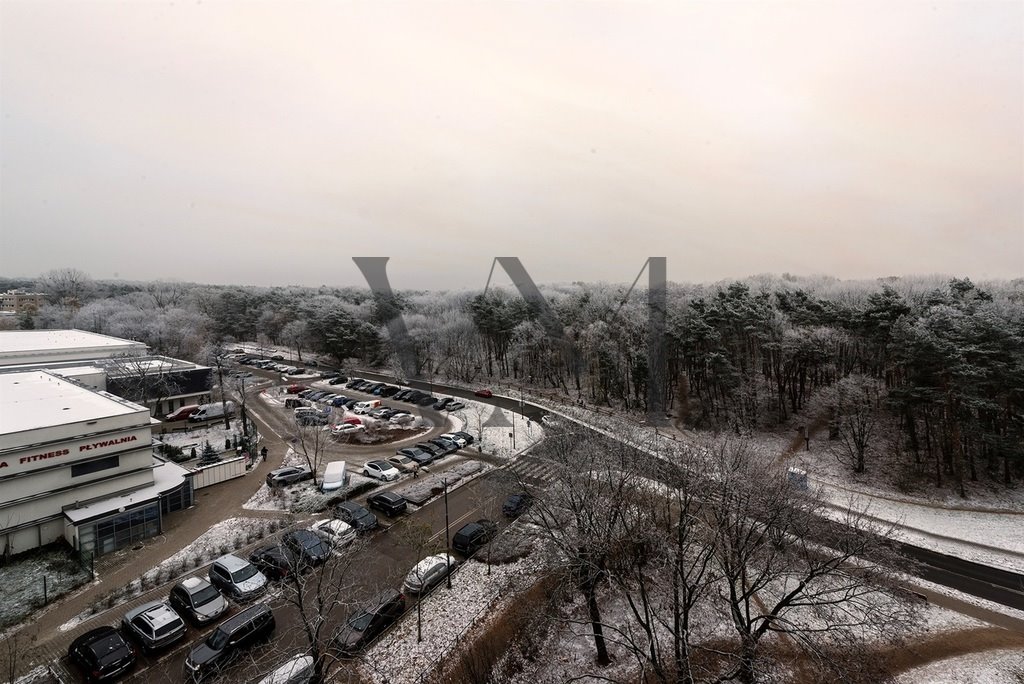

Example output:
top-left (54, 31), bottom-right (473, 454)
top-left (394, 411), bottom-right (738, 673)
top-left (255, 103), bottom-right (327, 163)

top-left (443, 477), bottom-right (452, 589)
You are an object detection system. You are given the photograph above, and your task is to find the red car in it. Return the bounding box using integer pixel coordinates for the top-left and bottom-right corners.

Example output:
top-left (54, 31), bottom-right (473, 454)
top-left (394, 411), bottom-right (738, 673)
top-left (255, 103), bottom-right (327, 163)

top-left (474, 388), bottom-right (493, 398)
top-left (286, 385), bottom-right (308, 394)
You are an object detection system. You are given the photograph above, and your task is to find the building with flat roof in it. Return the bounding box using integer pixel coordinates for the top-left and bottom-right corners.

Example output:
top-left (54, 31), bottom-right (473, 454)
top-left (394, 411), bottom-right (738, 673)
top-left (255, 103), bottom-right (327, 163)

top-left (0, 371), bottom-right (192, 558)
top-left (0, 329), bottom-right (147, 367)
top-left (0, 330), bottom-right (212, 417)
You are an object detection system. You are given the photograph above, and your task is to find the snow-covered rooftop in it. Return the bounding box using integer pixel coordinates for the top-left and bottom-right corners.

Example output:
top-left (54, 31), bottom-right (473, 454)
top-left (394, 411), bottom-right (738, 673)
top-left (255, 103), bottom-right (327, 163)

top-left (0, 371), bottom-right (145, 435)
top-left (0, 329), bottom-right (147, 366)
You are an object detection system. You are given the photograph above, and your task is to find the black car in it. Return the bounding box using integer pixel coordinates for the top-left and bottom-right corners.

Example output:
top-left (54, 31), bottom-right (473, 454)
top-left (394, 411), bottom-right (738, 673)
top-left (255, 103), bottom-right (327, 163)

top-left (68, 626), bottom-right (136, 682)
top-left (416, 395), bottom-right (437, 407)
top-left (328, 376), bottom-right (347, 385)
top-left (334, 501), bottom-right (379, 532)
top-left (453, 431), bottom-right (475, 445)
top-left (282, 529), bottom-right (332, 566)
top-left (452, 519), bottom-right (499, 556)
top-left (403, 391), bottom-right (425, 403)
top-left (397, 447), bottom-right (433, 466)
top-left (249, 545), bottom-right (299, 580)
top-left (366, 491), bottom-right (408, 517)
top-left (334, 589), bottom-right (406, 656)
top-left (415, 442), bottom-right (446, 458)
top-left (432, 397), bottom-right (454, 411)
top-left (392, 389), bottom-right (412, 401)
top-left (266, 466), bottom-right (313, 488)
top-left (429, 437), bottom-right (460, 454)
top-left (379, 385), bottom-right (400, 397)
top-left (503, 493), bottom-right (534, 518)
top-left (184, 603), bottom-right (275, 681)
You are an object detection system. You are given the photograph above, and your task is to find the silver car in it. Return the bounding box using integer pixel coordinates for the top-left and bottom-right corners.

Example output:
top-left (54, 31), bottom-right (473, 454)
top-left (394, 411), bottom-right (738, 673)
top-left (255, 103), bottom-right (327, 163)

top-left (121, 601), bottom-right (186, 653)
top-left (403, 554), bottom-right (458, 595)
top-left (209, 554), bottom-right (268, 601)
top-left (170, 577), bottom-right (228, 626)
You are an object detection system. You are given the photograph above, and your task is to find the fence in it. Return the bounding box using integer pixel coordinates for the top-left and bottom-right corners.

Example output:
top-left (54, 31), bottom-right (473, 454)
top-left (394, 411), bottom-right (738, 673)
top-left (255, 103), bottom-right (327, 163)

top-left (191, 456), bottom-right (247, 489)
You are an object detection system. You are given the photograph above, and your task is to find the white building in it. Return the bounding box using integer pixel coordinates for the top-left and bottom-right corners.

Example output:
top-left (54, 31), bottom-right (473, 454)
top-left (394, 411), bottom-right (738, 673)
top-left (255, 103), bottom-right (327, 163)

top-left (0, 330), bottom-right (213, 417)
top-left (0, 371), bottom-right (193, 558)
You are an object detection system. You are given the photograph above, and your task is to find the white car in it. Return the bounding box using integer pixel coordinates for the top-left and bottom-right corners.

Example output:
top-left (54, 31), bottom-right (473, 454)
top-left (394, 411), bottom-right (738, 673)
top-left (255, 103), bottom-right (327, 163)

top-left (439, 433), bottom-right (467, 447)
top-left (309, 519), bottom-right (356, 550)
top-left (446, 401), bottom-right (466, 411)
top-left (403, 554), bottom-right (458, 594)
top-left (363, 460), bottom-right (401, 482)
top-left (331, 423), bottom-right (365, 435)
top-left (389, 413), bottom-right (415, 425)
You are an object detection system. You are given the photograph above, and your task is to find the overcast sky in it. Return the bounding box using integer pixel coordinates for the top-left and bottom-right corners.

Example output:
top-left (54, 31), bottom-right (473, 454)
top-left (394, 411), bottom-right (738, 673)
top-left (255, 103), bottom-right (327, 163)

top-left (1, 1), bottom-right (1021, 291)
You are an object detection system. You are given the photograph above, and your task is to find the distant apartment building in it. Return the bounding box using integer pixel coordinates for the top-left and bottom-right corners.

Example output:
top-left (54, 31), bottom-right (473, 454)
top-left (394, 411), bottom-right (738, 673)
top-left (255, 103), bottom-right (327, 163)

top-left (0, 289), bottom-right (47, 314)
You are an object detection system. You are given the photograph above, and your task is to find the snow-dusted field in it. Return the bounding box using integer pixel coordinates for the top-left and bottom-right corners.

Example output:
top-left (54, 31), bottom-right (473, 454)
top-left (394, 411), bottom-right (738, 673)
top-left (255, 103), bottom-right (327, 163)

top-left (0, 547), bottom-right (92, 632)
top-left (157, 417), bottom-right (248, 455)
top-left (894, 648), bottom-right (1024, 684)
top-left (449, 402), bottom-right (544, 460)
top-left (358, 555), bottom-right (542, 684)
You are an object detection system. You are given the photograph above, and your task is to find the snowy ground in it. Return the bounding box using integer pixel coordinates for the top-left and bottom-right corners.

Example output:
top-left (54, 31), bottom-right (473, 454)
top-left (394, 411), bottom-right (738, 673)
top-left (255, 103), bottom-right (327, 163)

top-left (394, 459), bottom-right (486, 505)
top-left (156, 417), bottom-right (248, 456)
top-left (357, 555), bottom-right (542, 684)
top-left (449, 401), bottom-right (544, 460)
top-left (894, 648), bottom-right (1024, 684)
top-left (0, 547), bottom-right (92, 632)
top-left (244, 473), bottom-right (377, 513)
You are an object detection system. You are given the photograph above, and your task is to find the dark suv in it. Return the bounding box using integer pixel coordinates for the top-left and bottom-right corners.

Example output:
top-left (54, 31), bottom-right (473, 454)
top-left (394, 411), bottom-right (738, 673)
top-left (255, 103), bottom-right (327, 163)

top-left (68, 626), bottom-right (136, 682)
top-left (282, 529), bottom-right (331, 566)
top-left (366, 491), bottom-right (408, 517)
top-left (184, 603), bottom-right (275, 681)
top-left (334, 589), bottom-right (406, 656)
top-left (502, 493), bottom-right (534, 518)
top-left (452, 519), bottom-right (499, 556)
top-left (249, 545), bottom-right (299, 580)
top-left (334, 501), bottom-right (379, 533)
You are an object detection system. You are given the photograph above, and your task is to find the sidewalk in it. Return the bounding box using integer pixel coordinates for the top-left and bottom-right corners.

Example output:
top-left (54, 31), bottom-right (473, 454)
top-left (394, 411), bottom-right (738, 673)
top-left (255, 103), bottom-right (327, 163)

top-left (6, 417), bottom-right (291, 680)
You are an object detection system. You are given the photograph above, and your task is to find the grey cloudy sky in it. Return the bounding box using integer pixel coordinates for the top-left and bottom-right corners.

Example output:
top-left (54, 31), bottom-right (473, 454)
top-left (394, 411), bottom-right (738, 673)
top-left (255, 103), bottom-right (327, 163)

top-left (1, 0), bottom-right (1021, 291)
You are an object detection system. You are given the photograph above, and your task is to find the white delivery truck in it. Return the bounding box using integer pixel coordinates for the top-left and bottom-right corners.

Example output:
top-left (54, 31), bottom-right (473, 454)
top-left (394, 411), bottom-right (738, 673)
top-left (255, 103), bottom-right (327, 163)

top-left (320, 461), bottom-right (348, 492)
top-left (188, 401), bottom-right (237, 422)
top-left (353, 400), bottom-right (381, 415)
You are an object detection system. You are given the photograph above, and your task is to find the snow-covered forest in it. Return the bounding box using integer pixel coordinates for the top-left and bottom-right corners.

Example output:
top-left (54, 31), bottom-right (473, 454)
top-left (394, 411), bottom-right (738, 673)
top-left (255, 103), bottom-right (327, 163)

top-left (5, 269), bottom-right (1022, 496)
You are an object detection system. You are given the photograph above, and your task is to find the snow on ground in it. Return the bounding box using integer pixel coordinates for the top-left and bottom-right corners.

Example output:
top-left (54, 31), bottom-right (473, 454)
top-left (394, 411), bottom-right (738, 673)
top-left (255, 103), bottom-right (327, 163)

top-left (394, 459), bottom-right (486, 505)
top-left (12, 665), bottom-right (50, 684)
top-left (0, 547), bottom-right (92, 631)
top-left (894, 648), bottom-right (1024, 684)
top-left (244, 472), bottom-right (377, 513)
top-left (451, 401), bottom-right (543, 460)
top-left (815, 490), bottom-right (1024, 573)
top-left (358, 556), bottom-right (542, 684)
top-left (157, 418), bottom-right (247, 454)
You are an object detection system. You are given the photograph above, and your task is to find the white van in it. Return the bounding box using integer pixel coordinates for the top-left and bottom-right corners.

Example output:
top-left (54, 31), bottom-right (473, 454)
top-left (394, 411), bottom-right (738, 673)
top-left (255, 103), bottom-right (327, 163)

top-left (320, 461), bottom-right (348, 492)
top-left (353, 400), bottom-right (381, 415)
top-left (188, 401), bottom-right (236, 422)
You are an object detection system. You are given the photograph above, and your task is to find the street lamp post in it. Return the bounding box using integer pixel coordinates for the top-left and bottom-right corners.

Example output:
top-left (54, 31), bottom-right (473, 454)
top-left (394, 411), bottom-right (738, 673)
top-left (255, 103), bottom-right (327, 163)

top-left (443, 477), bottom-right (452, 589)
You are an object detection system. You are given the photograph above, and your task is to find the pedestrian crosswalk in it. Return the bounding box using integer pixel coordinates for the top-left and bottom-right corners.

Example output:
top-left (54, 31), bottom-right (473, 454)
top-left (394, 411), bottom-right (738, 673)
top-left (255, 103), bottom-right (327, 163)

top-left (504, 456), bottom-right (559, 486)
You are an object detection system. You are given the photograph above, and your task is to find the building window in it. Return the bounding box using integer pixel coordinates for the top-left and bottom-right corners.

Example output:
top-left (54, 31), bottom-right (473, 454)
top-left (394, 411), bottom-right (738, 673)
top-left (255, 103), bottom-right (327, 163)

top-left (78, 503), bottom-right (160, 556)
top-left (71, 455), bottom-right (119, 477)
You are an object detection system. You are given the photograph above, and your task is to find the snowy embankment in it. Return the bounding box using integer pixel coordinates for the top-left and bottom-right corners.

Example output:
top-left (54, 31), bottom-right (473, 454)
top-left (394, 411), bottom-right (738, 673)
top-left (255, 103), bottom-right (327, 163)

top-left (894, 649), bottom-right (1024, 684)
top-left (357, 555), bottom-right (542, 684)
top-left (448, 402), bottom-right (544, 460)
top-left (394, 459), bottom-right (486, 505)
top-left (157, 418), bottom-right (247, 453)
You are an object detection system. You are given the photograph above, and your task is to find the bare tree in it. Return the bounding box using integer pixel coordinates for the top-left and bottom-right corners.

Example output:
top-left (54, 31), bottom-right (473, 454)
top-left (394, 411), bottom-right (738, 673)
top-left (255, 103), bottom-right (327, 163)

top-left (392, 519), bottom-right (438, 644)
top-left (705, 438), bottom-right (920, 684)
top-left (292, 418), bottom-right (332, 489)
top-left (823, 374), bottom-right (885, 474)
top-left (37, 267), bottom-right (93, 309)
top-left (102, 353), bottom-right (181, 417)
top-left (0, 629), bottom-right (34, 684)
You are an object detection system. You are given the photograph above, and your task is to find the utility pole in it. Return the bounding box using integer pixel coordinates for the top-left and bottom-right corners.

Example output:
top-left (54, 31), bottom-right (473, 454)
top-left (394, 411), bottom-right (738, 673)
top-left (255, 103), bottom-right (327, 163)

top-left (444, 477), bottom-right (452, 589)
